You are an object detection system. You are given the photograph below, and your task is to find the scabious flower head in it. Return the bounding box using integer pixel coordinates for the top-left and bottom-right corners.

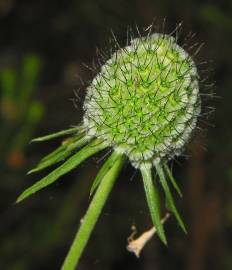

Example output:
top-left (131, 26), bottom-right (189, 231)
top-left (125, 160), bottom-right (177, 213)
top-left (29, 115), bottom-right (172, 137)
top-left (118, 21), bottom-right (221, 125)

top-left (18, 25), bottom-right (204, 270)
top-left (83, 33), bottom-right (200, 168)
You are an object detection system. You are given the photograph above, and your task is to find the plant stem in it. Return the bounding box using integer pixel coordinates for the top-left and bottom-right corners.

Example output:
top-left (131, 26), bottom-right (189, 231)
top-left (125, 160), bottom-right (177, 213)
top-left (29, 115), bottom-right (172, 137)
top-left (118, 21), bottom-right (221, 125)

top-left (61, 154), bottom-right (125, 270)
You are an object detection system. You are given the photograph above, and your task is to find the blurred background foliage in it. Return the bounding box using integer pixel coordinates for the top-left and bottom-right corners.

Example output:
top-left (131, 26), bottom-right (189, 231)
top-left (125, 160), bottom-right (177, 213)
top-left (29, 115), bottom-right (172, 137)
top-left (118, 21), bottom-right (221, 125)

top-left (0, 0), bottom-right (231, 269)
top-left (0, 54), bottom-right (43, 170)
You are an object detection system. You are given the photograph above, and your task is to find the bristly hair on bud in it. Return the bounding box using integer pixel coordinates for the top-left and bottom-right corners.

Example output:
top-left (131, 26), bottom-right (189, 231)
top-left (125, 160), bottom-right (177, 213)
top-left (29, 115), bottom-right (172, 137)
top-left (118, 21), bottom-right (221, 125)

top-left (17, 22), bottom-right (212, 270)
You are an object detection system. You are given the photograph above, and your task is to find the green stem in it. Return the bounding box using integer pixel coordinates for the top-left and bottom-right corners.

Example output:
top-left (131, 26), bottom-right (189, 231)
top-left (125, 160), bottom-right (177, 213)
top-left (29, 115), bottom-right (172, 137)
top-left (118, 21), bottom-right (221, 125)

top-left (61, 154), bottom-right (125, 270)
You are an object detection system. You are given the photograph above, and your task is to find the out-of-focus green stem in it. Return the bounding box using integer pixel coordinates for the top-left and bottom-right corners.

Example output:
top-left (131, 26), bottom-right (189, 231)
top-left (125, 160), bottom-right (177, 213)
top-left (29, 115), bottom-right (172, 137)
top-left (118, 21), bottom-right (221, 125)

top-left (61, 153), bottom-right (125, 270)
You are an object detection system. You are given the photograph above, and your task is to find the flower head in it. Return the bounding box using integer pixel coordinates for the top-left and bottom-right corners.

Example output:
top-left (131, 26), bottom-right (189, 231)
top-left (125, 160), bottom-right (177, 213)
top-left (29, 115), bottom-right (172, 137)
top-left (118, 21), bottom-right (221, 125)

top-left (84, 33), bottom-right (200, 168)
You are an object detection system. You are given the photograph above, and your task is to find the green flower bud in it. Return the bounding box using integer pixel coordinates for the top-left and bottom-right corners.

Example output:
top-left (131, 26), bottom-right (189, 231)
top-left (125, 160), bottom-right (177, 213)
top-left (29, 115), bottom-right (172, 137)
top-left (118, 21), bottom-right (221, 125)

top-left (83, 33), bottom-right (200, 168)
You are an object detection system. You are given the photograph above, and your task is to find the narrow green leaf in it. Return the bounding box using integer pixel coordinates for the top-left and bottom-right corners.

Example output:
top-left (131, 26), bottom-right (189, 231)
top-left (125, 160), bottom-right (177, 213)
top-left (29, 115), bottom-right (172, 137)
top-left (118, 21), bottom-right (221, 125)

top-left (41, 144), bottom-right (67, 162)
top-left (31, 127), bottom-right (81, 142)
top-left (39, 134), bottom-right (85, 163)
top-left (61, 154), bottom-right (126, 270)
top-left (164, 164), bottom-right (183, 197)
top-left (155, 164), bottom-right (187, 234)
top-left (28, 136), bottom-right (89, 174)
top-left (90, 151), bottom-right (121, 196)
top-left (17, 139), bottom-right (106, 203)
top-left (141, 166), bottom-right (167, 245)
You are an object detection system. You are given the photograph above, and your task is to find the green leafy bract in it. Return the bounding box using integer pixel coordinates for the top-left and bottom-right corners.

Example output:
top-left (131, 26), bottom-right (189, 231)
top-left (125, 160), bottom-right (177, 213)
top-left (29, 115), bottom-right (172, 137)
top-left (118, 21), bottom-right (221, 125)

top-left (31, 127), bottom-right (81, 142)
top-left (17, 139), bottom-right (106, 203)
top-left (141, 166), bottom-right (167, 245)
top-left (156, 164), bottom-right (186, 234)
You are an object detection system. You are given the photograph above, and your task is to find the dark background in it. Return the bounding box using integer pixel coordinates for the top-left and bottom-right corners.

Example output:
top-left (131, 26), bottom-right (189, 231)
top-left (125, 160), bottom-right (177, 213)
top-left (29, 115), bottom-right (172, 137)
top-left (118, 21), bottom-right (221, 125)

top-left (0, 0), bottom-right (231, 269)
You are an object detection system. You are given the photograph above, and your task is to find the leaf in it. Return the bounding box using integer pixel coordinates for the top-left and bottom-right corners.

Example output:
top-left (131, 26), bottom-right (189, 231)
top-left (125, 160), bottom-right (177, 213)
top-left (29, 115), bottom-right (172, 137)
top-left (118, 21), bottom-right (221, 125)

top-left (164, 164), bottom-right (182, 197)
top-left (90, 151), bottom-right (121, 196)
top-left (141, 166), bottom-right (167, 245)
top-left (28, 137), bottom-right (78, 173)
top-left (61, 154), bottom-right (125, 270)
top-left (155, 164), bottom-right (187, 234)
top-left (31, 127), bottom-right (81, 142)
top-left (39, 135), bottom-right (80, 163)
top-left (41, 134), bottom-right (83, 161)
top-left (28, 136), bottom-right (89, 174)
top-left (17, 139), bottom-right (106, 203)
top-left (40, 143), bottom-right (67, 162)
